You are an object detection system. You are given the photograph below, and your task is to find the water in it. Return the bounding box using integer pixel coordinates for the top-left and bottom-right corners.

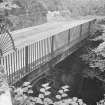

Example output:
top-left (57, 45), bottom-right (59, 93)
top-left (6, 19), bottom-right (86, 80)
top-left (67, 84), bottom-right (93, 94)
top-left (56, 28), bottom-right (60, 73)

top-left (55, 50), bottom-right (104, 105)
top-left (33, 49), bottom-right (104, 105)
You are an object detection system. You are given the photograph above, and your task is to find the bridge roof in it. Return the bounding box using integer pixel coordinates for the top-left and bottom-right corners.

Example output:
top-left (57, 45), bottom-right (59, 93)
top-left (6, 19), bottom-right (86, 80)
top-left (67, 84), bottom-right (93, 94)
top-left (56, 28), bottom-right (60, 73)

top-left (11, 17), bottom-right (96, 49)
top-left (0, 17), bottom-right (96, 55)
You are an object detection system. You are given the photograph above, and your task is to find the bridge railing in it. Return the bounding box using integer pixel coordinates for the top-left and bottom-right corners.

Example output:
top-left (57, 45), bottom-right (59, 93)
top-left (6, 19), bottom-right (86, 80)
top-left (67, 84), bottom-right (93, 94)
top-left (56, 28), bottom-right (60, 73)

top-left (0, 18), bottom-right (96, 85)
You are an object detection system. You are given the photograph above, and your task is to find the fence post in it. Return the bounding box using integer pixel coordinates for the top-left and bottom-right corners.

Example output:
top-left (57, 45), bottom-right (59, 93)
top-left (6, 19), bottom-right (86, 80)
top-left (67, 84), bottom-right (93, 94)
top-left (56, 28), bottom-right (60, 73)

top-left (88, 21), bottom-right (91, 35)
top-left (0, 65), bottom-right (13, 105)
top-left (68, 29), bottom-right (70, 44)
top-left (80, 24), bottom-right (82, 37)
top-left (0, 49), bottom-right (3, 65)
top-left (49, 36), bottom-right (54, 68)
top-left (51, 36), bottom-right (54, 58)
top-left (25, 46), bottom-right (28, 72)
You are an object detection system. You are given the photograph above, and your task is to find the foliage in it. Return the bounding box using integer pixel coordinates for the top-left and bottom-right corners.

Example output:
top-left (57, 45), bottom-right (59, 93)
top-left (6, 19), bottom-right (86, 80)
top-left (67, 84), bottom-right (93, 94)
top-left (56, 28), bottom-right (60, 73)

top-left (0, 1), bottom-right (19, 10)
top-left (97, 94), bottom-right (105, 105)
top-left (80, 28), bottom-right (105, 72)
top-left (0, 65), bottom-right (9, 95)
top-left (11, 81), bottom-right (87, 105)
top-left (39, 0), bottom-right (105, 16)
top-left (1, 0), bottom-right (105, 30)
top-left (7, 0), bottom-right (47, 30)
top-left (79, 23), bottom-right (105, 84)
top-left (0, 0), bottom-right (19, 31)
top-left (81, 47), bottom-right (105, 72)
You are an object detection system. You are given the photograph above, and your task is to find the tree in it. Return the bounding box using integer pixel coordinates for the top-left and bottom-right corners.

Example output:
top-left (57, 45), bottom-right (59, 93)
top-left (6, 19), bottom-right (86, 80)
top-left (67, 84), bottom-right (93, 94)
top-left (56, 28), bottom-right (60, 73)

top-left (6, 0), bottom-right (47, 30)
top-left (80, 28), bottom-right (105, 81)
top-left (0, 0), bottom-right (19, 31)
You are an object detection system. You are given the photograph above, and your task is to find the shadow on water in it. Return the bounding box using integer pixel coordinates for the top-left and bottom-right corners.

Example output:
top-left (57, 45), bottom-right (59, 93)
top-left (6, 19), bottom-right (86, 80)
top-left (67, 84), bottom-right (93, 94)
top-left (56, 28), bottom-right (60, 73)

top-left (55, 51), bottom-right (104, 105)
top-left (33, 49), bottom-right (104, 105)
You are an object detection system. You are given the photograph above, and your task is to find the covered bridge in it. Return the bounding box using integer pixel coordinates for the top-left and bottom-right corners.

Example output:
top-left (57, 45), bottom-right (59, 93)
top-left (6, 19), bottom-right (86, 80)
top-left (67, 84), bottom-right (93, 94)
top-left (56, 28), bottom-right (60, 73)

top-left (0, 17), bottom-right (96, 85)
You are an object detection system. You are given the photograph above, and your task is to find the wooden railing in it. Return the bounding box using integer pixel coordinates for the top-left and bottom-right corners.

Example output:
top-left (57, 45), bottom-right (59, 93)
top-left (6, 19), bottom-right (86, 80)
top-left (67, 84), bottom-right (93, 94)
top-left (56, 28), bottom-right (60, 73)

top-left (0, 18), bottom-right (96, 85)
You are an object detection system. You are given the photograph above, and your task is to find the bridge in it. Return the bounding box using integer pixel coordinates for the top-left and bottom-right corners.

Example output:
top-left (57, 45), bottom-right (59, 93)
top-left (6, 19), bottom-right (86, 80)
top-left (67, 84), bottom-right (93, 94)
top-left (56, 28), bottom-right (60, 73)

top-left (0, 17), bottom-right (96, 85)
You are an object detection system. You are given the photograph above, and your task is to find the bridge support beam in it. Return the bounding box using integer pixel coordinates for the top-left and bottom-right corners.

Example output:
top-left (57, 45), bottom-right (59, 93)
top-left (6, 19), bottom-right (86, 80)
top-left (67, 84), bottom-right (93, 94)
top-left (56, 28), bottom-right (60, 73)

top-left (25, 46), bottom-right (29, 72)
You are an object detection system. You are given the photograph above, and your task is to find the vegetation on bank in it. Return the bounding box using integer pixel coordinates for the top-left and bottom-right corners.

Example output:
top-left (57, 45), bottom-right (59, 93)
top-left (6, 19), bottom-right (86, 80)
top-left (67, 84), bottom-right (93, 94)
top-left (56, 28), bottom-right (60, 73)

top-left (1, 0), bottom-right (105, 30)
top-left (79, 20), bottom-right (105, 105)
top-left (80, 24), bottom-right (105, 80)
top-left (10, 82), bottom-right (87, 105)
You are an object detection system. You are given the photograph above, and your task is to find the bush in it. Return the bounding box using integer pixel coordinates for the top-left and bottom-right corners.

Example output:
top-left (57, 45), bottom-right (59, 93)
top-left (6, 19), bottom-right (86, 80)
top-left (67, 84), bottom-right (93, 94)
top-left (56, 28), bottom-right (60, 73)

top-left (11, 81), bottom-right (87, 105)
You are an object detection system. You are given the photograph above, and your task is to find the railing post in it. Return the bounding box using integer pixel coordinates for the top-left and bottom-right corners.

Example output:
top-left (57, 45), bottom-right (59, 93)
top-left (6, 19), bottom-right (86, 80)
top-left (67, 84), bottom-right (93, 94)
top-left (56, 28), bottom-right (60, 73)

top-left (49, 36), bottom-right (54, 68)
top-left (0, 65), bottom-right (13, 105)
top-left (25, 46), bottom-right (28, 72)
top-left (80, 24), bottom-right (82, 37)
top-left (51, 36), bottom-right (54, 58)
top-left (0, 49), bottom-right (3, 65)
top-left (68, 29), bottom-right (70, 44)
top-left (88, 21), bottom-right (91, 35)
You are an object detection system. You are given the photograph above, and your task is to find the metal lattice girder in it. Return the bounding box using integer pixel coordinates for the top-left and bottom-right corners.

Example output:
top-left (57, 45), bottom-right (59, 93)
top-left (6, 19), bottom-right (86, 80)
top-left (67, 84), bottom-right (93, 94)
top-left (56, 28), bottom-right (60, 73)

top-left (0, 24), bottom-right (16, 55)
